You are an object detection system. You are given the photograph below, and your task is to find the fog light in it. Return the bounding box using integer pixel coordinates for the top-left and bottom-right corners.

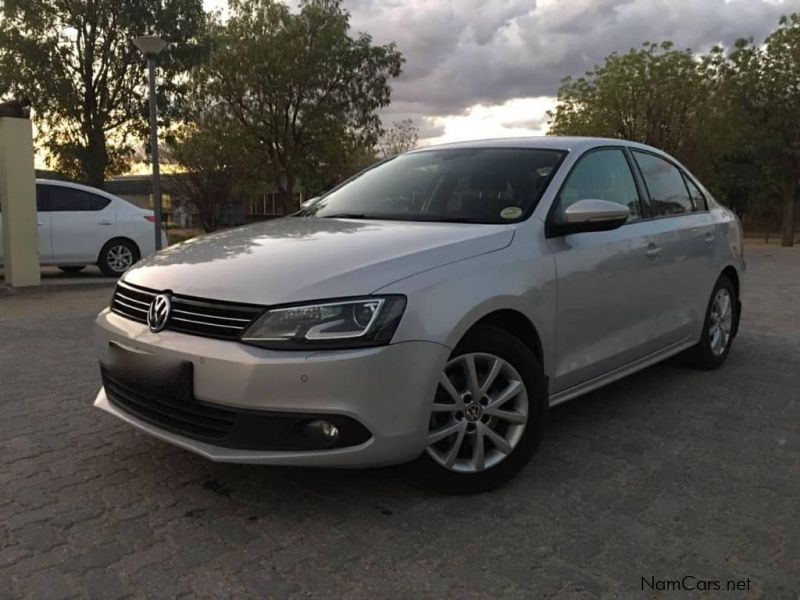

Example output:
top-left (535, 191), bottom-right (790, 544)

top-left (305, 420), bottom-right (340, 441)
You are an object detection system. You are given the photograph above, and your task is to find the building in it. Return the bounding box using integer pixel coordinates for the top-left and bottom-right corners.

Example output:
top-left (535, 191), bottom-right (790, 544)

top-left (105, 175), bottom-right (304, 229)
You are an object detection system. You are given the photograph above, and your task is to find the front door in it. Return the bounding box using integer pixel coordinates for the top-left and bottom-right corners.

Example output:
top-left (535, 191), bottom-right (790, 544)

top-left (546, 147), bottom-right (661, 393)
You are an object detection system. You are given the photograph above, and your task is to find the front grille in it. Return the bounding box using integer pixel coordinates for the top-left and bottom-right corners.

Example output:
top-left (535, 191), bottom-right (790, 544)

top-left (111, 280), bottom-right (263, 340)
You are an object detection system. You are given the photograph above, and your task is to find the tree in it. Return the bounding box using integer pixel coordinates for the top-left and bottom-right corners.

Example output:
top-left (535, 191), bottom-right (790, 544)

top-left (378, 118), bottom-right (419, 158)
top-left (726, 16), bottom-right (800, 247)
top-left (205, 0), bottom-right (403, 214)
top-left (0, 0), bottom-right (207, 187)
top-left (547, 42), bottom-right (727, 184)
top-left (164, 82), bottom-right (246, 233)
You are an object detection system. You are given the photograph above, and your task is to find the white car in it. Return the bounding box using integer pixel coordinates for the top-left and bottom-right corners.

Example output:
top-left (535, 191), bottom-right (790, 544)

top-left (0, 179), bottom-right (166, 277)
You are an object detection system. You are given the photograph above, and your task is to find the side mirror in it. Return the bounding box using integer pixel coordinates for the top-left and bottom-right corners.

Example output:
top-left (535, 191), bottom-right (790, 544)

top-left (547, 199), bottom-right (630, 237)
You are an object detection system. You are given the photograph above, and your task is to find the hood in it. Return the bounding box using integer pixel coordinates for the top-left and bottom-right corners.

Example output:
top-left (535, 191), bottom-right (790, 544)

top-left (123, 217), bottom-right (514, 305)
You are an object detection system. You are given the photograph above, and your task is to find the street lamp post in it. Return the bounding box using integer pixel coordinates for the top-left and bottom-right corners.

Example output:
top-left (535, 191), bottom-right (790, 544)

top-left (134, 36), bottom-right (168, 251)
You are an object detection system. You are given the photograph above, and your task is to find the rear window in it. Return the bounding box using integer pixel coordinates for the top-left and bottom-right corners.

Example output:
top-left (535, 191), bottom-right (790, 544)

top-left (632, 151), bottom-right (693, 216)
top-left (49, 187), bottom-right (111, 212)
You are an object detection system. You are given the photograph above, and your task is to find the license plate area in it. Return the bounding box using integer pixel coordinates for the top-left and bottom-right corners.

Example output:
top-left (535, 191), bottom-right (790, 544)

top-left (102, 341), bottom-right (194, 402)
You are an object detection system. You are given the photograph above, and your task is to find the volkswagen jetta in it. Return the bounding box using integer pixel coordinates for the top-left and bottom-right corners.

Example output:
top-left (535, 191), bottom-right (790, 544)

top-left (94, 137), bottom-right (744, 493)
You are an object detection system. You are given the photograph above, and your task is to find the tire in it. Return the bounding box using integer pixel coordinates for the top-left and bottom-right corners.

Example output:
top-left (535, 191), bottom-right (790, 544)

top-left (683, 274), bottom-right (738, 370)
top-left (416, 324), bottom-right (548, 494)
top-left (57, 265), bottom-right (85, 274)
top-left (98, 239), bottom-right (139, 277)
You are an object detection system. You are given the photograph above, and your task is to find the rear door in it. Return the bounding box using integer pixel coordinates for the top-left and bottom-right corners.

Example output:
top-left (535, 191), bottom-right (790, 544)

top-left (630, 150), bottom-right (715, 345)
top-left (49, 184), bottom-right (116, 263)
top-left (547, 147), bottom-right (663, 393)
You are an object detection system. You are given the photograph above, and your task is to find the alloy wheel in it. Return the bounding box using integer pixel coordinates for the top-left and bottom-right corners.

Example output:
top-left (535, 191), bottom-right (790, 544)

top-left (107, 245), bottom-right (134, 273)
top-left (709, 288), bottom-right (733, 356)
top-left (426, 352), bottom-right (529, 473)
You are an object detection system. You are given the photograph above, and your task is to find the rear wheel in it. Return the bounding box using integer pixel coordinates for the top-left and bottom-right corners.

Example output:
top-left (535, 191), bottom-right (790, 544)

top-left (57, 265), bottom-right (85, 274)
top-left (417, 325), bottom-right (548, 494)
top-left (684, 274), bottom-right (738, 370)
top-left (98, 239), bottom-right (138, 277)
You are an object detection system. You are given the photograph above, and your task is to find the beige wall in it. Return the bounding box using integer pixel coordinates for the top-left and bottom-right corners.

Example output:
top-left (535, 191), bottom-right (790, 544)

top-left (0, 117), bottom-right (40, 287)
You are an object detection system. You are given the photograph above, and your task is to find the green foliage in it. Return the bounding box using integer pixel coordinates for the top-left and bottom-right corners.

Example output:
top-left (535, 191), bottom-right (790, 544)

top-left (729, 14), bottom-right (800, 245)
top-left (164, 71), bottom-right (248, 232)
top-left (0, 0), bottom-right (207, 187)
top-left (203, 0), bottom-right (403, 213)
top-left (378, 118), bottom-right (419, 158)
top-left (548, 42), bottom-right (726, 184)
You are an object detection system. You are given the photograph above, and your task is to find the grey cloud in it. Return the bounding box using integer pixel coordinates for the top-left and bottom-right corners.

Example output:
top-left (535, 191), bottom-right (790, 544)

top-left (377, 109), bottom-right (446, 139)
top-left (346, 0), bottom-right (800, 125)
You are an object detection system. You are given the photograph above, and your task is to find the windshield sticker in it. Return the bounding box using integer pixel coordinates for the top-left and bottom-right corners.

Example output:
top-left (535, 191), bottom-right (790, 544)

top-left (500, 207), bottom-right (523, 219)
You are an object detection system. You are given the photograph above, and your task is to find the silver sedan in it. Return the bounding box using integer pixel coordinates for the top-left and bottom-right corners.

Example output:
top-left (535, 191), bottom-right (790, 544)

top-left (93, 137), bottom-right (744, 493)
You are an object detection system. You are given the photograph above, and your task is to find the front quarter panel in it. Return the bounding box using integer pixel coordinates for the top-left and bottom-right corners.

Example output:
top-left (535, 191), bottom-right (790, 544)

top-left (374, 225), bottom-right (557, 376)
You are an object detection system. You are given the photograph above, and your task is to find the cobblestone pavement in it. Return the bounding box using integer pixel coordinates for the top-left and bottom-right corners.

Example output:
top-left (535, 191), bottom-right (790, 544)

top-left (1, 245), bottom-right (798, 599)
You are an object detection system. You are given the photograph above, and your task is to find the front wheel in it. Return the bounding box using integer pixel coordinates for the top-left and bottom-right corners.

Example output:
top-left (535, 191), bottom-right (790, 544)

top-left (417, 325), bottom-right (548, 494)
top-left (684, 274), bottom-right (738, 370)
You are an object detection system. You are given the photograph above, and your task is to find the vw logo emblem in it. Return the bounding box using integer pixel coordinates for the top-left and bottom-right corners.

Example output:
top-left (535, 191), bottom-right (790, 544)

top-left (147, 294), bottom-right (172, 333)
top-left (464, 403), bottom-right (483, 422)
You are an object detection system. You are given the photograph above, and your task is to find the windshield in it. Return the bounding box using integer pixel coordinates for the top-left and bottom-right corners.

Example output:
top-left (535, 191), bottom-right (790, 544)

top-left (301, 148), bottom-right (565, 224)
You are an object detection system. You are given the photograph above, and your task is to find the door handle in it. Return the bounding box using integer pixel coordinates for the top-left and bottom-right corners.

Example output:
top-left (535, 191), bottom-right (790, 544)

top-left (704, 233), bottom-right (715, 245)
top-left (98, 220), bottom-right (113, 226)
top-left (37, 221), bottom-right (43, 226)
top-left (645, 244), bottom-right (661, 258)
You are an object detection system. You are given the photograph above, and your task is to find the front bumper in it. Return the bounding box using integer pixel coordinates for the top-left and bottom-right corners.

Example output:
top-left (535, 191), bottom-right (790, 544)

top-left (94, 309), bottom-right (450, 467)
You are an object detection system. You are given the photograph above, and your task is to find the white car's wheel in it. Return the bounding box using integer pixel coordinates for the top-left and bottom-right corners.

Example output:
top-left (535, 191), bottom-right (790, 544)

top-left (98, 239), bottom-right (138, 277)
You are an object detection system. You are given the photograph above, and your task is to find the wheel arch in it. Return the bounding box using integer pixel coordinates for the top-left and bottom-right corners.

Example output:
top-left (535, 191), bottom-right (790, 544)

top-left (720, 265), bottom-right (740, 297)
top-left (719, 264), bottom-right (741, 337)
top-left (462, 309), bottom-right (545, 373)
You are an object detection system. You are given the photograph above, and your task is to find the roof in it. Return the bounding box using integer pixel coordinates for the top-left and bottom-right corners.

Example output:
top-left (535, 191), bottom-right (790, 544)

top-left (411, 135), bottom-right (665, 155)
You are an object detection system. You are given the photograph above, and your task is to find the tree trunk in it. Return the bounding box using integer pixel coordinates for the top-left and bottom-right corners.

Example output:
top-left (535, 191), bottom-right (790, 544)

top-left (85, 129), bottom-right (107, 189)
top-left (781, 184), bottom-right (796, 247)
top-left (277, 170), bottom-right (297, 215)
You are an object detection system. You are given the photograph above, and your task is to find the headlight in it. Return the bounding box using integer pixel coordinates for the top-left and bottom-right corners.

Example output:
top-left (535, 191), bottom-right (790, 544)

top-left (241, 296), bottom-right (406, 350)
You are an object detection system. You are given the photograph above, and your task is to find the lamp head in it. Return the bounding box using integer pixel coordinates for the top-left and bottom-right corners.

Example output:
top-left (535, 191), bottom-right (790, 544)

top-left (134, 36), bottom-right (168, 57)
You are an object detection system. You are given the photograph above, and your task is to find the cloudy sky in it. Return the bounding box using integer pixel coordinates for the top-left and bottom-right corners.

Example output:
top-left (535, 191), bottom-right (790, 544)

top-left (203, 0), bottom-right (800, 145)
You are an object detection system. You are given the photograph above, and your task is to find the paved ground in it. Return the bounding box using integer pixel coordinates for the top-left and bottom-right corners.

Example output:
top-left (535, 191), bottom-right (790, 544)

top-left (1, 244), bottom-right (798, 599)
top-left (0, 266), bottom-right (115, 296)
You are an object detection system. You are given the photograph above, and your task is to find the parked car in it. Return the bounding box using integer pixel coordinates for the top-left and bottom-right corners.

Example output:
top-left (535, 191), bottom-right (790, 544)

top-left (0, 179), bottom-right (166, 277)
top-left (93, 137), bottom-right (744, 493)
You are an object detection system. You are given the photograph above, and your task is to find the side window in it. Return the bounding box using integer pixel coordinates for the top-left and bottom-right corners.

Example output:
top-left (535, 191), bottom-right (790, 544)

top-left (632, 151), bottom-right (693, 216)
top-left (49, 187), bottom-right (111, 212)
top-left (36, 185), bottom-right (50, 211)
top-left (555, 149), bottom-right (642, 221)
top-left (683, 174), bottom-right (708, 211)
